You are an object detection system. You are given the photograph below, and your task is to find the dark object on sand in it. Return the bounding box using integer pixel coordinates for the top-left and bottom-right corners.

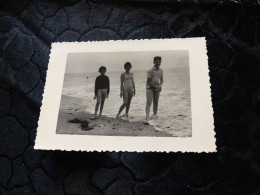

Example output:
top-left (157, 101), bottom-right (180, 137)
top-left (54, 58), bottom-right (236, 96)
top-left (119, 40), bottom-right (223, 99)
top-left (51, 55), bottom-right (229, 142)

top-left (68, 118), bottom-right (81, 123)
top-left (143, 122), bottom-right (149, 125)
top-left (81, 121), bottom-right (94, 131)
top-left (68, 118), bottom-right (94, 131)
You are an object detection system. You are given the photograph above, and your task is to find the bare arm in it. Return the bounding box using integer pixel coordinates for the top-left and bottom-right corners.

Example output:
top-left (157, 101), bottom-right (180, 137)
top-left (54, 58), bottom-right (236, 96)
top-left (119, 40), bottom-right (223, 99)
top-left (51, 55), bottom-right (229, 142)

top-left (147, 70), bottom-right (156, 88)
top-left (147, 78), bottom-right (157, 88)
top-left (120, 74), bottom-right (124, 96)
top-left (160, 71), bottom-right (164, 86)
top-left (132, 73), bottom-right (136, 95)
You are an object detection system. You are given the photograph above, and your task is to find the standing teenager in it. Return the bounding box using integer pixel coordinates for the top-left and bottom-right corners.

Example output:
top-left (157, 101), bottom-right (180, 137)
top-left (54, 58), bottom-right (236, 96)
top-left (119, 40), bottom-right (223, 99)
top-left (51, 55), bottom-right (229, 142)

top-left (116, 62), bottom-right (136, 119)
top-left (144, 56), bottom-right (164, 125)
top-left (93, 66), bottom-right (110, 119)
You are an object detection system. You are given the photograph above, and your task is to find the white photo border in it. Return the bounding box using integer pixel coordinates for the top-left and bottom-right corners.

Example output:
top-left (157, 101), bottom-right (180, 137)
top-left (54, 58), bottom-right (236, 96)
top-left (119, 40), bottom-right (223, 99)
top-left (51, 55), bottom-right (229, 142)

top-left (35, 38), bottom-right (216, 152)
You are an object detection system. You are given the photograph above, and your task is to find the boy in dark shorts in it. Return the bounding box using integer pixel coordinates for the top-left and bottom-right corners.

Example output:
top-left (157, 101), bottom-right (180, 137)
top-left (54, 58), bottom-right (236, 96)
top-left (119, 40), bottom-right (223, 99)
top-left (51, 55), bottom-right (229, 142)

top-left (93, 66), bottom-right (110, 119)
top-left (144, 56), bottom-right (164, 125)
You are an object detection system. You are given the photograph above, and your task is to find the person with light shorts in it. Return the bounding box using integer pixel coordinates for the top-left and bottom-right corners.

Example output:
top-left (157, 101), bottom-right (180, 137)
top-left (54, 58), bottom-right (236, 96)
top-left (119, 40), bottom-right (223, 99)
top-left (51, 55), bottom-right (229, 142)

top-left (144, 56), bottom-right (164, 125)
top-left (116, 62), bottom-right (136, 119)
top-left (93, 66), bottom-right (110, 119)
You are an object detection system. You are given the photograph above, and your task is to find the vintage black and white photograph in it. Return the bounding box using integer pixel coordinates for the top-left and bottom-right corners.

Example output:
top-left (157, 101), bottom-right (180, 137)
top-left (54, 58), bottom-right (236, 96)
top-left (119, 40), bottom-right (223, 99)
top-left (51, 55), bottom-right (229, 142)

top-left (56, 51), bottom-right (191, 137)
top-left (35, 38), bottom-right (215, 152)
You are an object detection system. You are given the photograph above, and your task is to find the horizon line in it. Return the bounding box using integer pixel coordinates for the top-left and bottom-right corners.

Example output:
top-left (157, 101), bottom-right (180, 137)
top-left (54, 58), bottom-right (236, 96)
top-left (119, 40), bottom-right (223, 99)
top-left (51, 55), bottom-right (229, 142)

top-left (65, 67), bottom-right (189, 74)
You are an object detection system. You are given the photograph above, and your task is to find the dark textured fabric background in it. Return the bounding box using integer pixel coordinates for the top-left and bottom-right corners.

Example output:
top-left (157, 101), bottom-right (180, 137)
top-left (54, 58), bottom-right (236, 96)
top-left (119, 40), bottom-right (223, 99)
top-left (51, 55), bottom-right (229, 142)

top-left (0, 0), bottom-right (260, 194)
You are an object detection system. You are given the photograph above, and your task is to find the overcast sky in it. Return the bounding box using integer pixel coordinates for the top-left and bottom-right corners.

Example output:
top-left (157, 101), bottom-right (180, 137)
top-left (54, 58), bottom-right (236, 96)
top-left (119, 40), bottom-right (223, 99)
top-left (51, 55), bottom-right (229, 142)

top-left (65, 50), bottom-right (189, 74)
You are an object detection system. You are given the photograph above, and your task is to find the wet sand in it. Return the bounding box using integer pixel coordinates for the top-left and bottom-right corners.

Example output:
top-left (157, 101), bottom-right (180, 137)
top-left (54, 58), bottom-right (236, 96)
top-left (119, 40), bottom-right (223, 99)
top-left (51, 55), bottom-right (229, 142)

top-left (56, 95), bottom-right (172, 137)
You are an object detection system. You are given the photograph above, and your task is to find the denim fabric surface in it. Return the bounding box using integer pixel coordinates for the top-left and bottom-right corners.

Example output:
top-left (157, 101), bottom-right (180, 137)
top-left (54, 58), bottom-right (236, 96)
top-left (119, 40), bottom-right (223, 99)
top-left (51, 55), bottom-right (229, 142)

top-left (0, 0), bottom-right (260, 194)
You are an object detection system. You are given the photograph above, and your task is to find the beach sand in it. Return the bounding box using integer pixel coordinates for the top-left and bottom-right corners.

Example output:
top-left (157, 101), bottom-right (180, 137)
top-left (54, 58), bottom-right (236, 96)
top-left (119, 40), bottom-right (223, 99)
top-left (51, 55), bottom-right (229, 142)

top-left (56, 95), bottom-right (172, 137)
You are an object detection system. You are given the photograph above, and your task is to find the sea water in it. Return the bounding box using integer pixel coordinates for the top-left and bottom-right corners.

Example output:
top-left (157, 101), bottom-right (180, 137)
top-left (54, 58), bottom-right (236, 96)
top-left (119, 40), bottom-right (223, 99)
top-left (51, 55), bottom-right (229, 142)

top-left (62, 68), bottom-right (192, 137)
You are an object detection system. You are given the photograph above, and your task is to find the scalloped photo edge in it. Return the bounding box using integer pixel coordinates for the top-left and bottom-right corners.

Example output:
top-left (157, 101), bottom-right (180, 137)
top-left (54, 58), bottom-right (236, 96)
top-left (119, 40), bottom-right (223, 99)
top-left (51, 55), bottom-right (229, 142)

top-left (35, 38), bottom-right (216, 152)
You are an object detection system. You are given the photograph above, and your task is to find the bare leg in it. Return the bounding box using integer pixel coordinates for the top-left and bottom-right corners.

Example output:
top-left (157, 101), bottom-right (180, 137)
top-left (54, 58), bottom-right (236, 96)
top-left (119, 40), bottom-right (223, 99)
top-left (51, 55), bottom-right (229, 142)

top-left (116, 102), bottom-right (127, 118)
top-left (99, 97), bottom-right (105, 117)
top-left (145, 90), bottom-right (153, 122)
top-left (153, 91), bottom-right (160, 115)
top-left (125, 91), bottom-right (133, 117)
top-left (94, 91), bottom-right (101, 118)
top-left (116, 89), bottom-right (128, 118)
top-left (94, 101), bottom-right (100, 118)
